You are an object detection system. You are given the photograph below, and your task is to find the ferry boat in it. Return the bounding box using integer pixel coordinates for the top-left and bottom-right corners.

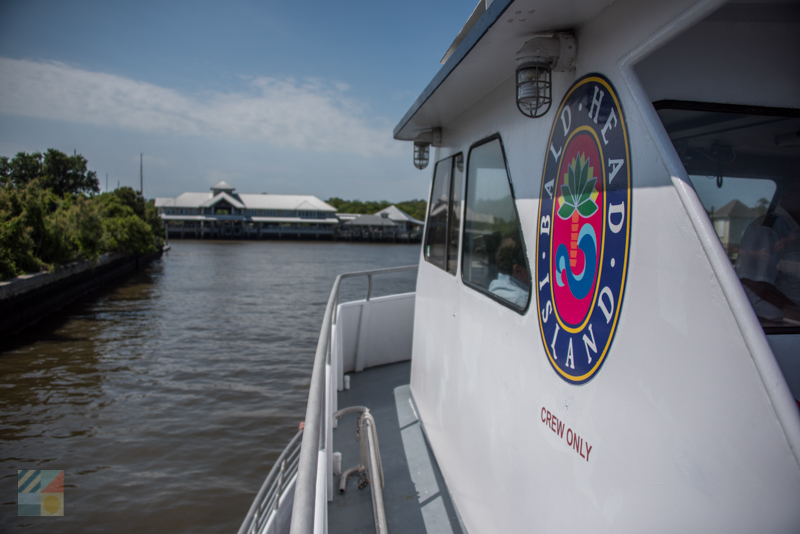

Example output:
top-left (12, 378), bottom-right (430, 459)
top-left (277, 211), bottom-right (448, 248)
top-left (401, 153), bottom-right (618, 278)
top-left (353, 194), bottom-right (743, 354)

top-left (239, 0), bottom-right (800, 532)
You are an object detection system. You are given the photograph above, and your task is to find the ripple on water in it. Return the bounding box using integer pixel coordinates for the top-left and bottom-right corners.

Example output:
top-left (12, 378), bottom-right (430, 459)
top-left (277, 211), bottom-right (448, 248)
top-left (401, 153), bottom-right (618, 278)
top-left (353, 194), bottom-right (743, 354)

top-left (0, 240), bottom-right (418, 533)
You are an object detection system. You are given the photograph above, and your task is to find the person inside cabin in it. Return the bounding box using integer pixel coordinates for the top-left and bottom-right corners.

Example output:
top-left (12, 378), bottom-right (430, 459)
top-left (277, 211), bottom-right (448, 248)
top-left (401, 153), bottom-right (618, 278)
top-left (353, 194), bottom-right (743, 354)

top-left (735, 178), bottom-right (800, 325)
top-left (488, 236), bottom-right (530, 308)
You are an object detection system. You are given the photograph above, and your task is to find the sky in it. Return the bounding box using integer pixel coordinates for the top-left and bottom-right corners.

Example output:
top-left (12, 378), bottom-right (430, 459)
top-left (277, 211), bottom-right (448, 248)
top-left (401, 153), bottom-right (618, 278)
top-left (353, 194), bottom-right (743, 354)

top-left (0, 0), bottom-right (479, 202)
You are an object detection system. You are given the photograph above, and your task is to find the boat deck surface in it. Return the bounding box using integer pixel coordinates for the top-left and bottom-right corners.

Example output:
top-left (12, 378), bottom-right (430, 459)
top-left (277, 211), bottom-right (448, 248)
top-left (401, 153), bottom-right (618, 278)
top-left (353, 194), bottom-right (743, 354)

top-left (329, 360), bottom-right (464, 534)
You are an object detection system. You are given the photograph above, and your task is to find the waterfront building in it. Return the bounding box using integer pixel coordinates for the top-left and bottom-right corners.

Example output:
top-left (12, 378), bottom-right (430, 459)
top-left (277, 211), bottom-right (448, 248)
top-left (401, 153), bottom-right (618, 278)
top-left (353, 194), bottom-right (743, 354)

top-left (340, 214), bottom-right (397, 241)
top-left (374, 205), bottom-right (424, 234)
top-left (154, 181), bottom-right (338, 240)
top-left (335, 206), bottom-right (423, 242)
top-left (708, 199), bottom-right (758, 260)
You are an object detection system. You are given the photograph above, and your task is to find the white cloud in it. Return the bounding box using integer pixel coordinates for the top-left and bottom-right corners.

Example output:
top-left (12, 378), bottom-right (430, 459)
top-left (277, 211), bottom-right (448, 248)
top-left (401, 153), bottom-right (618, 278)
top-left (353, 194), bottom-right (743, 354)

top-left (0, 57), bottom-right (402, 158)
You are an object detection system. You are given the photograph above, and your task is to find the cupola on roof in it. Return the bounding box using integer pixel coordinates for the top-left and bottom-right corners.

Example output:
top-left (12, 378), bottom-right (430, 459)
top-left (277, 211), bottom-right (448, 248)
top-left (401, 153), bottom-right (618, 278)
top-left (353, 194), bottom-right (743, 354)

top-left (211, 181), bottom-right (235, 193)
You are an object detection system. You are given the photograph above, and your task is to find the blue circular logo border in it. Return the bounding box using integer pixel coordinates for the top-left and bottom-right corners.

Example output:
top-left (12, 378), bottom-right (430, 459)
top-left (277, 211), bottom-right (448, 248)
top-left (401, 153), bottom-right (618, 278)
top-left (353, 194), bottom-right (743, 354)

top-left (535, 73), bottom-right (632, 385)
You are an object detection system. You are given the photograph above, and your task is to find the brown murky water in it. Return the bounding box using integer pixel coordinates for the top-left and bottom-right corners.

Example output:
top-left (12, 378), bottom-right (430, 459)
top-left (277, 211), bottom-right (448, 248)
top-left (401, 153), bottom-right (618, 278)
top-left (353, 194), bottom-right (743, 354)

top-left (1, 240), bottom-right (418, 533)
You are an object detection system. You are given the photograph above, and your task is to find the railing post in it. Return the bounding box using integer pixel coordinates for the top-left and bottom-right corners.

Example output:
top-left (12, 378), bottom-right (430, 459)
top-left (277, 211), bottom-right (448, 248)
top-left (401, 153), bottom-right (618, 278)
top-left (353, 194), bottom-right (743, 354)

top-left (365, 416), bottom-right (388, 534)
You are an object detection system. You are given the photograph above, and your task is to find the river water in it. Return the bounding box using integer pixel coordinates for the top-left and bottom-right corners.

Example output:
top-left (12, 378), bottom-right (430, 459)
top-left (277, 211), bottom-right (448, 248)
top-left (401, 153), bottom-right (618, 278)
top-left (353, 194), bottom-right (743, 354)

top-left (1, 241), bottom-right (419, 533)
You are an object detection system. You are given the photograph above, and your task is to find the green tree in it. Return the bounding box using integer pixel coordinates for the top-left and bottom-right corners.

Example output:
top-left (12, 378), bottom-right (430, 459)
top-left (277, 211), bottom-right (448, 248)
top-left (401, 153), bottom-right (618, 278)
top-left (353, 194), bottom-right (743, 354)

top-left (1, 156), bottom-right (162, 280)
top-left (0, 179), bottom-right (49, 279)
top-left (395, 200), bottom-right (427, 221)
top-left (94, 189), bottom-right (162, 254)
top-left (326, 197), bottom-right (427, 221)
top-left (0, 151), bottom-right (44, 189)
top-left (0, 149), bottom-right (99, 196)
top-left (41, 149), bottom-right (100, 197)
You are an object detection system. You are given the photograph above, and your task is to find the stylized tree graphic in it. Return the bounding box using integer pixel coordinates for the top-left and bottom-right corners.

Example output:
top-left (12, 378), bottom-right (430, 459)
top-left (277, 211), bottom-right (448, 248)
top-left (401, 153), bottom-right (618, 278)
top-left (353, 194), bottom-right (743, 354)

top-left (557, 153), bottom-right (598, 267)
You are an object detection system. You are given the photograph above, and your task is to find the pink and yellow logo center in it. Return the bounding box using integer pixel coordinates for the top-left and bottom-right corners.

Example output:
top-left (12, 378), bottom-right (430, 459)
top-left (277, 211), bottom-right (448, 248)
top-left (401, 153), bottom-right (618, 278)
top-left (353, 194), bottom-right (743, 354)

top-left (552, 131), bottom-right (604, 327)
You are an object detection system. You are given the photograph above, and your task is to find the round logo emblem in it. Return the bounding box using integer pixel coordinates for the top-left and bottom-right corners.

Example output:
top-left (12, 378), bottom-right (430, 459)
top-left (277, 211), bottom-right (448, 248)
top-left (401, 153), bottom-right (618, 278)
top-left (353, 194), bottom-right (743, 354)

top-left (535, 74), bottom-right (631, 384)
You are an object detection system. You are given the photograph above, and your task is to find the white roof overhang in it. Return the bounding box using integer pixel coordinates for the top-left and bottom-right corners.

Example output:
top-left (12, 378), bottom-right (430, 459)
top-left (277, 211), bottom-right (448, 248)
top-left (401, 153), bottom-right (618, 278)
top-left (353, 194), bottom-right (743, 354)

top-left (394, 0), bottom-right (614, 141)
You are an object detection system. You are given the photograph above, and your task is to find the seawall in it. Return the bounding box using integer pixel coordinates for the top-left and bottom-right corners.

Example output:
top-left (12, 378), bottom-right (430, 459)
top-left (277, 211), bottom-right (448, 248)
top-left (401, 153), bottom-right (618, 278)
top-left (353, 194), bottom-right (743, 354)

top-left (0, 250), bottom-right (162, 337)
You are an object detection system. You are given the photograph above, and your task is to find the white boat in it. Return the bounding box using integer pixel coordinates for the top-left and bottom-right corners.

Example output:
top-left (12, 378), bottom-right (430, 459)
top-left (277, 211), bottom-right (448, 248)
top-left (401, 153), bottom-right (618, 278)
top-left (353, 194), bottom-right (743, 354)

top-left (240, 0), bottom-right (800, 532)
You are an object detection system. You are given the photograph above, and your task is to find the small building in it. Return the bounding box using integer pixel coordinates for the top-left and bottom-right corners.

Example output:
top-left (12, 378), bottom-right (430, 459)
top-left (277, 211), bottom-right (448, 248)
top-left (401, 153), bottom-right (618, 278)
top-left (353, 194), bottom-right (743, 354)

top-left (710, 199), bottom-right (758, 260)
top-left (155, 182), bottom-right (338, 240)
top-left (340, 214), bottom-right (397, 241)
top-left (335, 206), bottom-right (424, 242)
top-left (374, 205), bottom-right (424, 235)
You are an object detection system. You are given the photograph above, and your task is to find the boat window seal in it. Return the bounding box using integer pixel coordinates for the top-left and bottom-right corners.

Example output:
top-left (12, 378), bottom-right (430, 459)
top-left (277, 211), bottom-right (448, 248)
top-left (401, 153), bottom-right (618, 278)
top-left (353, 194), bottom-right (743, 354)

top-left (461, 133), bottom-right (531, 315)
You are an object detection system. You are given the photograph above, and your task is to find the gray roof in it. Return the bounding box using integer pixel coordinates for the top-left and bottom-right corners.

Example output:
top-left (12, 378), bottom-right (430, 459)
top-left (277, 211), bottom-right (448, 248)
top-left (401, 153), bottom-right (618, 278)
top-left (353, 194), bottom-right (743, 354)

top-left (200, 191), bottom-right (245, 209)
top-left (155, 192), bottom-right (336, 212)
top-left (714, 199), bottom-right (757, 218)
top-left (375, 205), bottom-right (424, 226)
top-left (344, 214), bottom-right (397, 227)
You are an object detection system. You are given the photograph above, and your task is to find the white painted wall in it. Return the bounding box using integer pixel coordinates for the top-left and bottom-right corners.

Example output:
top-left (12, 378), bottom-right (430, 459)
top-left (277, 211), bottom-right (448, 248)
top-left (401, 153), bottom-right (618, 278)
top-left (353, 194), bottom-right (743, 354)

top-left (334, 292), bottom-right (416, 380)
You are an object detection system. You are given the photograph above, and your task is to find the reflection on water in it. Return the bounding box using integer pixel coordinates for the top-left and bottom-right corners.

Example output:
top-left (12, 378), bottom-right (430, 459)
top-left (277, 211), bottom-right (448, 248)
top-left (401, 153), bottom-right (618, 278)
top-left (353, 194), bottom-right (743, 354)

top-left (0, 241), bottom-right (419, 533)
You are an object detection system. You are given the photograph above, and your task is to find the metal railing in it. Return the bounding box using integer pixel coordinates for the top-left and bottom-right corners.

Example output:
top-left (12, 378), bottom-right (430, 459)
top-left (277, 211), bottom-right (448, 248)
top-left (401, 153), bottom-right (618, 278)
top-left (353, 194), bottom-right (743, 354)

top-left (238, 429), bottom-right (304, 534)
top-left (333, 406), bottom-right (387, 533)
top-left (289, 265), bottom-right (418, 534)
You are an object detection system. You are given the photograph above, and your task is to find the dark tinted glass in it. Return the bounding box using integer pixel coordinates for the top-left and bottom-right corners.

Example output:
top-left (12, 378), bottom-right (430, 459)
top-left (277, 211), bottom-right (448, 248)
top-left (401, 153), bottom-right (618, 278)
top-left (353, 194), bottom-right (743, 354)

top-left (447, 155), bottom-right (464, 274)
top-left (424, 158), bottom-right (451, 269)
top-left (657, 105), bottom-right (800, 332)
top-left (462, 138), bottom-right (530, 311)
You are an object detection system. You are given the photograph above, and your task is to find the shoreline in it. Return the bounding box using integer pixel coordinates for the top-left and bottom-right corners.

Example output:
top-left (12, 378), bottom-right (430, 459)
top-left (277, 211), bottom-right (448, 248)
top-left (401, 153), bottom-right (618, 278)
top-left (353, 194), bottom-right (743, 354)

top-left (0, 250), bottom-right (162, 337)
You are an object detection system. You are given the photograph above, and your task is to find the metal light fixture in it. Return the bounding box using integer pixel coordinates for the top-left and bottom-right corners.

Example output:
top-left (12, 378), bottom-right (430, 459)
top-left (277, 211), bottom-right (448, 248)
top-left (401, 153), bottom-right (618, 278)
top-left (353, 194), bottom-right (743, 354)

top-left (414, 143), bottom-right (430, 170)
top-left (515, 33), bottom-right (576, 118)
top-left (413, 128), bottom-right (442, 170)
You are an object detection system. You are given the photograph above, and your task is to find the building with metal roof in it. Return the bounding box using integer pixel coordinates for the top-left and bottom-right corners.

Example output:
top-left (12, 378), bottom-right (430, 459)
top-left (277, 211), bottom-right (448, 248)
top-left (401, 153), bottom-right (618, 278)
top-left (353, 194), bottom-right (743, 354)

top-left (709, 199), bottom-right (760, 259)
top-left (374, 205), bottom-right (425, 232)
top-left (336, 208), bottom-right (424, 243)
top-left (155, 182), bottom-right (338, 240)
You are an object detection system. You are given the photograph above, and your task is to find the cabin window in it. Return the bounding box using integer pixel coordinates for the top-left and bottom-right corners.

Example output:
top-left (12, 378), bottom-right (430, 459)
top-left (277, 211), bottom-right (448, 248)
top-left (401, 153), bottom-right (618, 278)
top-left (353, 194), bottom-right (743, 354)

top-left (447, 155), bottom-right (464, 274)
top-left (462, 136), bottom-right (531, 312)
top-left (657, 102), bottom-right (800, 333)
top-left (423, 153), bottom-right (463, 274)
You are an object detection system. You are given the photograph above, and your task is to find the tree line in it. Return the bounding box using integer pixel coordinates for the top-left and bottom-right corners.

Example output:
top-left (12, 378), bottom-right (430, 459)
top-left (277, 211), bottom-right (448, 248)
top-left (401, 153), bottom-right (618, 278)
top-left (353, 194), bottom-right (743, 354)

top-left (326, 197), bottom-right (427, 222)
top-left (1, 149), bottom-right (164, 281)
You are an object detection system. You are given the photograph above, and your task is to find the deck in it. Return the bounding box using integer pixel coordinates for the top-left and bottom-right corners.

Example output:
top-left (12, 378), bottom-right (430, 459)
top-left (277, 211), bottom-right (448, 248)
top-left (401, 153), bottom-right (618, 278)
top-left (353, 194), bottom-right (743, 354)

top-left (329, 361), bottom-right (464, 534)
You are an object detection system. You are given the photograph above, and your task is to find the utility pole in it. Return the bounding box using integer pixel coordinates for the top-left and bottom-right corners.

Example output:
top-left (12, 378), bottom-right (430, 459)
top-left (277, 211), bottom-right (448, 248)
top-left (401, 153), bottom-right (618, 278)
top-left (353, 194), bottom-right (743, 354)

top-left (106, 173), bottom-right (108, 193)
top-left (140, 153), bottom-right (143, 194)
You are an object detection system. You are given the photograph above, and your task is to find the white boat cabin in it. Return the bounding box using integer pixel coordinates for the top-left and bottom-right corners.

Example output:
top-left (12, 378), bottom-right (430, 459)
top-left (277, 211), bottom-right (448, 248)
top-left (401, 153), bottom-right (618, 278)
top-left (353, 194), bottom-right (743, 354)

top-left (394, 0), bottom-right (800, 531)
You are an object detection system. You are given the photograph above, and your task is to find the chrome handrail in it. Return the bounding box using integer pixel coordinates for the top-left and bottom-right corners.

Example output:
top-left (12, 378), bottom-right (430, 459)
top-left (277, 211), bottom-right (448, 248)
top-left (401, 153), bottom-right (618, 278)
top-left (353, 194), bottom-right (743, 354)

top-left (238, 429), bottom-right (304, 534)
top-left (289, 265), bottom-right (418, 534)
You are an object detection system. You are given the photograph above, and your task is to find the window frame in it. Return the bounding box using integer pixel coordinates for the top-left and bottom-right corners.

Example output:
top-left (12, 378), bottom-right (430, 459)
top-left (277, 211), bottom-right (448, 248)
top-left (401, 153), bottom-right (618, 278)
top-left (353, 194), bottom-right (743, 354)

top-left (460, 134), bottom-right (531, 314)
top-left (655, 100), bottom-right (800, 335)
top-left (422, 152), bottom-right (464, 275)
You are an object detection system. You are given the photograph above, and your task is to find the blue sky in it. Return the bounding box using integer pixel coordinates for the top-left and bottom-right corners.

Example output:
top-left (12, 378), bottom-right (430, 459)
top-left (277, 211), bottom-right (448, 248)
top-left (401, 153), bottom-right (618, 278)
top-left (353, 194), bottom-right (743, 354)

top-left (0, 0), bottom-right (478, 202)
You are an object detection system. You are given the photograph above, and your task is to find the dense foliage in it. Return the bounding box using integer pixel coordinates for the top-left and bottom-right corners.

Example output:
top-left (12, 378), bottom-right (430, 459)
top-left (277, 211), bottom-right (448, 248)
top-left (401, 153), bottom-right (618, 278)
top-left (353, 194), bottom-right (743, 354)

top-left (1, 148), bottom-right (100, 197)
top-left (326, 198), bottom-right (427, 222)
top-left (1, 150), bottom-right (164, 281)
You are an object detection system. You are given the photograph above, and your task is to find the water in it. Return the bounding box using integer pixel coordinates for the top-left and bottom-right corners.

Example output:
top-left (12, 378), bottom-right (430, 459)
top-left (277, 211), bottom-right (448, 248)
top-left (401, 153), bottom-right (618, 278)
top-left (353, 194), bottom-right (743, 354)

top-left (0, 241), bottom-right (419, 533)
